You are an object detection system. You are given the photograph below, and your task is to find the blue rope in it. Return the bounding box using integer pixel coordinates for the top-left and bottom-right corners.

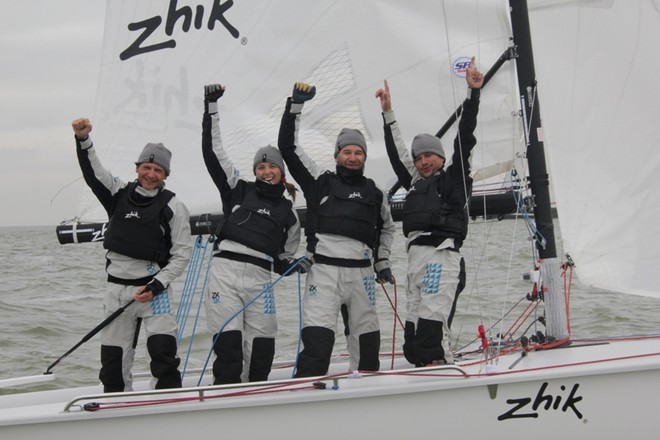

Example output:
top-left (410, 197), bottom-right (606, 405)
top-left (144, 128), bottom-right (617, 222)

top-left (176, 236), bottom-right (204, 326)
top-left (176, 236), bottom-right (211, 342)
top-left (197, 257), bottom-right (307, 386)
top-left (180, 239), bottom-right (216, 380)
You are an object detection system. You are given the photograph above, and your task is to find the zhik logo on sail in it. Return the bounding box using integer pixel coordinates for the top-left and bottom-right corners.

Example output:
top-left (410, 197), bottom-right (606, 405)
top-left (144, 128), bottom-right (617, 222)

top-left (120, 0), bottom-right (240, 61)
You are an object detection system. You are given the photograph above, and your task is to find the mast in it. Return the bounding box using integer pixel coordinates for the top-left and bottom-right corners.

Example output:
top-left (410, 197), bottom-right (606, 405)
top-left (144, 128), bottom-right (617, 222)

top-left (509, 0), bottom-right (568, 340)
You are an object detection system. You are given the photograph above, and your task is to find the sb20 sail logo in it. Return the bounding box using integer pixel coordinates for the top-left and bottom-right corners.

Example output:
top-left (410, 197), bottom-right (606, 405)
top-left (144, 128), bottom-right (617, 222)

top-left (120, 0), bottom-right (240, 61)
top-left (452, 57), bottom-right (472, 78)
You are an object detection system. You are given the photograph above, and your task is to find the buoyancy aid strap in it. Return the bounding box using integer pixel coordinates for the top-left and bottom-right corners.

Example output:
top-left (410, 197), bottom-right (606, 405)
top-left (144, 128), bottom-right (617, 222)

top-left (313, 253), bottom-right (371, 268)
top-left (216, 251), bottom-right (271, 271)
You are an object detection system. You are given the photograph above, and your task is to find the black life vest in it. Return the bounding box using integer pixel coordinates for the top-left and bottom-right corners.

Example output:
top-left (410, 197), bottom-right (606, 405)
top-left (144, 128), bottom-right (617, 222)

top-left (104, 182), bottom-right (174, 263)
top-left (317, 174), bottom-right (379, 247)
top-left (402, 173), bottom-right (469, 240)
top-left (220, 184), bottom-right (293, 258)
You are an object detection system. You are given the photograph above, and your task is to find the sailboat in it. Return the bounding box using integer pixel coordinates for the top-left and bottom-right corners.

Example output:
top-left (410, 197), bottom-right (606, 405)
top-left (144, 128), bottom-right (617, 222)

top-left (3, 0), bottom-right (660, 437)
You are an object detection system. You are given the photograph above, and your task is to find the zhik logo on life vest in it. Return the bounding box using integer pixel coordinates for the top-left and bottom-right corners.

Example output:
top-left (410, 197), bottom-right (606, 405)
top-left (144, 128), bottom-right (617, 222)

top-left (348, 192), bottom-right (363, 199)
top-left (257, 208), bottom-right (271, 216)
top-left (124, 211), bottom-right (140, 219)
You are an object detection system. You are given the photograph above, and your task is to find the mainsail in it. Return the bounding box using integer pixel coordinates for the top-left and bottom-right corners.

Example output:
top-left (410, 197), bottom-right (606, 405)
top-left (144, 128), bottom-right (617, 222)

top-left (76, 0), bottom-right (519, 222)
top-left (71, 0), bottom-right (660, 297)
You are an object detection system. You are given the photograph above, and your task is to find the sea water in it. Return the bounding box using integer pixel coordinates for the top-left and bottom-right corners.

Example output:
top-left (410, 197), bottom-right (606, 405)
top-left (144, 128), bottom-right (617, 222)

top-left (1, 220), bottom-right (659, 393)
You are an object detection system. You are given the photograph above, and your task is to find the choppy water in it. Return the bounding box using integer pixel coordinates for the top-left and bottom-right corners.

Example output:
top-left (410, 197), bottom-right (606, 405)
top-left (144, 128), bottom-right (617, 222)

top-left (1, 220), bottom-right (659, 394)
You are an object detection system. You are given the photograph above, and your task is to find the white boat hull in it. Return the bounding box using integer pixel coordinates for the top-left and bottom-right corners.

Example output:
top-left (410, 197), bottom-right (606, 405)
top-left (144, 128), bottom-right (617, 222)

top-left (2, 336), bottom-right (660, 438)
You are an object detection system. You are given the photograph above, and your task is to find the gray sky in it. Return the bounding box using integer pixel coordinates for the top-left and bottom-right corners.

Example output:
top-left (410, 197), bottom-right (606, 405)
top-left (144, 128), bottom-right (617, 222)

top-left (0, 1), bottom-right (106, 227)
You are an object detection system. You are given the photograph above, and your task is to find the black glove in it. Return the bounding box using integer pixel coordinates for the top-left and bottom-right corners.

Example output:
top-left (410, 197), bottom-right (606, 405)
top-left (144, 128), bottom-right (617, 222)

top-left (283, 256), bottom-right (313, 276)
top-left (204, 84), bottom-right (225, 102)
top-left (296, 257), bottom-right (313, 274)
top-left (145, 278), bottom-right (166, 296)
top-left (376, 268), bottom-right (394, 285)
top-left (292, 82), bottom-right (316, 103)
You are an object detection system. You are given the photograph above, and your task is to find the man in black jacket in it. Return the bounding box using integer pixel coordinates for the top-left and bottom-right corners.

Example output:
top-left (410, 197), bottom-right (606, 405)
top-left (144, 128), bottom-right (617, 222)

top-left (278, 84), bottom-right (396, 377)
top-left (375, 57), bottom-right (484, 366)
top-left (72, 117), bottom-right (192, 391)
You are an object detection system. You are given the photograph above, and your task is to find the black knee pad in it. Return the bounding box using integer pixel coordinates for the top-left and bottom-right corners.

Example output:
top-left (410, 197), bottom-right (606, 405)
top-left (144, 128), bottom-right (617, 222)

top-left (248, 337), bottom-right (275, 382)
top-left (100, 344), bottom-right (124, 393)
top-left (212, 330), bottom-right (243, 384)
top-left (358, 330), bottom-right (381, 371)
top-left (294, 326), bottom-right (335, 378)
top-left (414, 318), bottom-right (445, 365)
top-left (147, 334), bottom-right (182, 389)
top-left (402, 321), bottom-right (418, 365)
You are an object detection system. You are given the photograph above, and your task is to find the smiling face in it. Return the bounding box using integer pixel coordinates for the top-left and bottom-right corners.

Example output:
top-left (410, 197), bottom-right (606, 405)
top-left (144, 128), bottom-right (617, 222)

top-left (255, 162), bottom-right (283, 184)
top-left (136, 162), bottom-right (167, 190)
top-left (335, 145), bottom-right (366, 170)
top-left (414, 152), bottom-right (445, 178)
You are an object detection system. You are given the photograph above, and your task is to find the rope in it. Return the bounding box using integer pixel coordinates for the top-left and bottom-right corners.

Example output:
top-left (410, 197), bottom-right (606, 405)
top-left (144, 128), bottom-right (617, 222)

top-left (379, 278), bottom-right (402, 370)
top-left (176, 235), bottom-right (210, 336)
top-left (198, 257), bottom-right (307, 386)
top-left (180, 237), bottom-right (216, 379)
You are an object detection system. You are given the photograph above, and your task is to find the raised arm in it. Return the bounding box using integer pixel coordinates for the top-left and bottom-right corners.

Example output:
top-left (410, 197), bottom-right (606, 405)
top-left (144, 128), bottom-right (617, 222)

top-left (72, 117), bottom-right (126, 213)
top-left (448, 57), bottom-right (482, 183)
top-left (201, 84), bottom-right (242, 210)
top-left (375, 80), bottom-right (415, 189)
top-left (277, 82), bottom-right (325, 193)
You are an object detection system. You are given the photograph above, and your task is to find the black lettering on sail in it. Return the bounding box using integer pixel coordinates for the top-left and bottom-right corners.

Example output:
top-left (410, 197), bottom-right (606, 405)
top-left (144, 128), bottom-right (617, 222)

top-left (119, 0), bottom-right (240, 61)
top-left (119, 16), bottom-right (175, 61)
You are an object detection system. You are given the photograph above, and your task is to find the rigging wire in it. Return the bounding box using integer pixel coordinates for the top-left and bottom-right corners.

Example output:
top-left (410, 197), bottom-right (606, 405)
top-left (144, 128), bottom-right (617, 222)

top-left (291, 269), bottom-right (304, 378)
top-left (49, 176), bottom-right (83, 207)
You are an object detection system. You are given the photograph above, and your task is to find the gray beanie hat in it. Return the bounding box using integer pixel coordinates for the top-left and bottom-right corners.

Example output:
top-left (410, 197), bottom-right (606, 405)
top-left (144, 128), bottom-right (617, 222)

top-left (135, 142), bottom-right (172, 175)
top-left (411, 133), bottom-right (445, 160)
top-left (253, 145), bottom-right (285, 176)
top-left (334, 128), bottom-right (367, 157)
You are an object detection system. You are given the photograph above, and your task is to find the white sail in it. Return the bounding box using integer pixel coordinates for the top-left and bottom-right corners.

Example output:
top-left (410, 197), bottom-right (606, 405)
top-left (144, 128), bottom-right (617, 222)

top-left (529, 0), bottom-right (660, 298)
top-left (78, 0), bottom-right (519, 222)
top-left (6, 2), bottom-right (660, 437)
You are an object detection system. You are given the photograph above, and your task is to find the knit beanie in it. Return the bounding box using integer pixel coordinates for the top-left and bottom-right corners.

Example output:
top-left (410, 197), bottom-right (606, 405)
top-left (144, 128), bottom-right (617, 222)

top-left (334, 128), bottom-right (367, 157)
top-left (411, 133), bottom-right (445, 160)
top-left (135, 142), bottom-right (172, 175)
top-left (253, 145), bottom-right (285, 176)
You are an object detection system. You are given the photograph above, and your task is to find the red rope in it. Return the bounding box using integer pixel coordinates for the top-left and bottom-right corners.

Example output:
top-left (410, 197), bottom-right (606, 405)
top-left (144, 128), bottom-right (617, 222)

top-left (380, 279), bottom-right (403, 370)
